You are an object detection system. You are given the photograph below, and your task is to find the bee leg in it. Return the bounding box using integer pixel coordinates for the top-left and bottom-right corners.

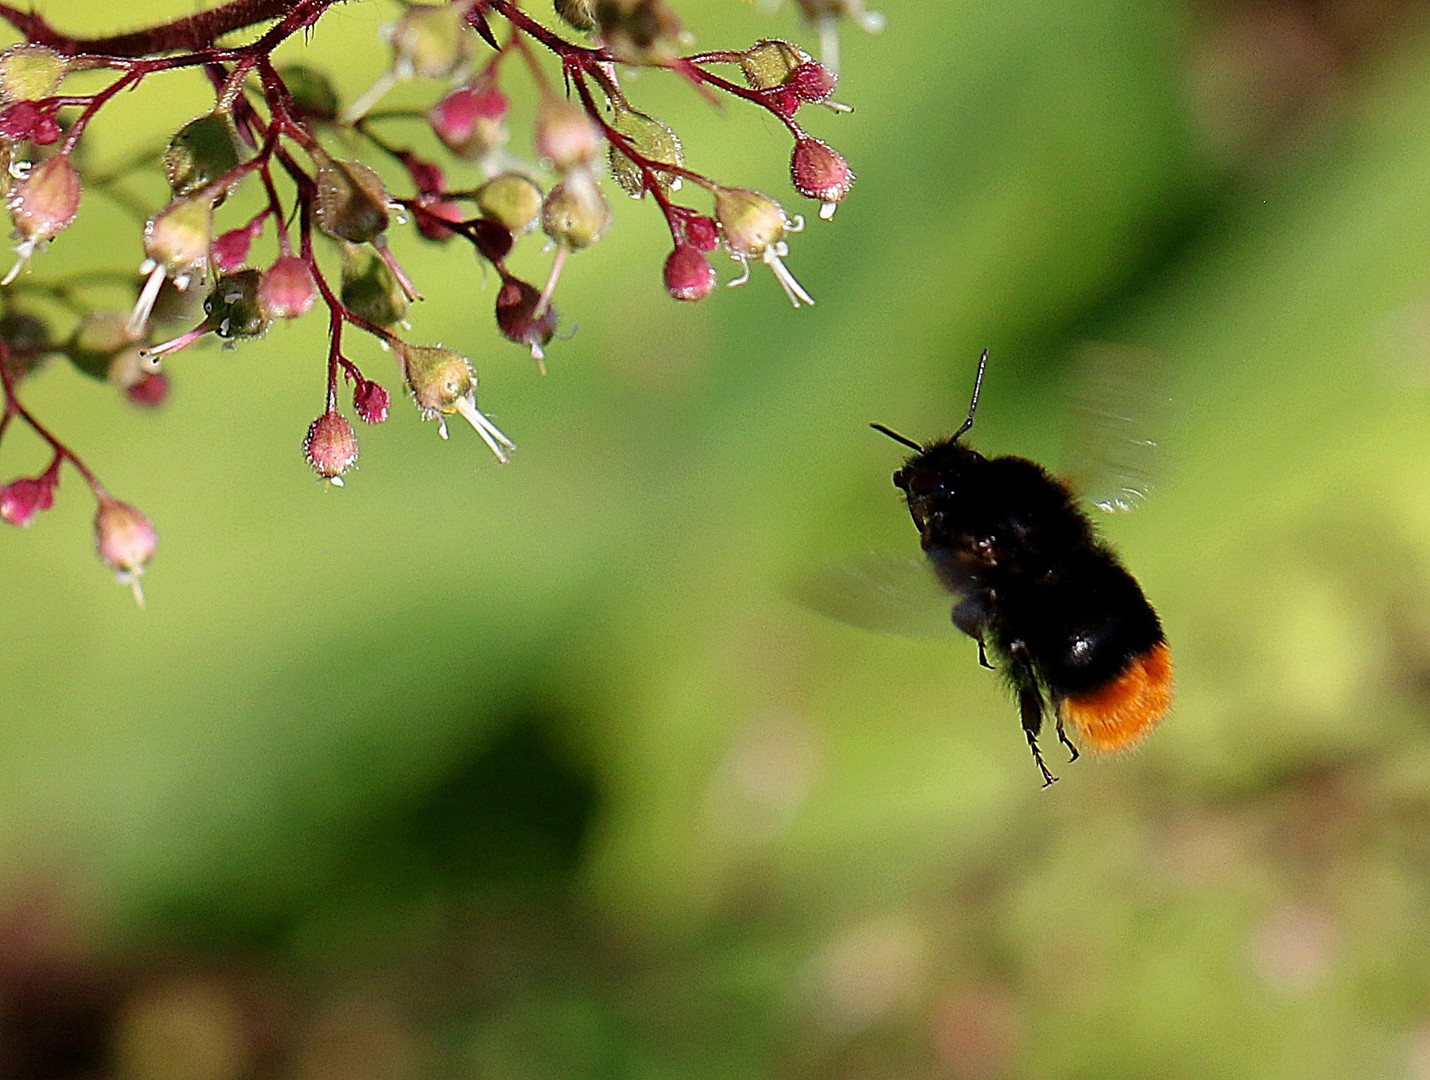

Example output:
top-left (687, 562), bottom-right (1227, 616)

top-left (951, 598), bottom-right (994, 670)
top-left (1054, 712), bottom-right (1080, 763)
top-left (1006, 642), bottom-right (1056, 786)
top-left (976, 638), bottom-right (994, 670)
top-left (1020, 690), bottom-right (1057, 787)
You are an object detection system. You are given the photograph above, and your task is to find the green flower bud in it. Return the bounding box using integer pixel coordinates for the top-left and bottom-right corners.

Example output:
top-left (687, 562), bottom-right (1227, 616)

top-left (278, 64), bottom-right (340, 122)
top-left (0, 44), bottom-right (66, 103)
top-left (388, 2), bottom-right (473, 80)
top-left (554, 0), bottom-right (596, 30)
top-left (591, 0), bottom-right (688, 63)
top-left (541, 180), bottom-right (610, 250)
top-left (397, 342), bottom-right (514, 461)
top-left (739, 39), bottom-right (810, 90)
top-left (314, 153), bottom-right (390, 245)
top-left (164, 114), bottom-right (241, 198)
top-left (203, 269), bottom-right (268, 340)
top-left (340, 243), bottom-right (408, 329)
top-left (143, 195), bottom-right (214, 281)
top-left (608, 107), bottom-right (682, 198)
top-left (475, 173), bottom-right (542, 234)
top-left (713, 187), bottom-right (788, 258)
top-left (400, 342), bottom-right (474, 416)
top-left (66, 311), bottom-right (140, 382)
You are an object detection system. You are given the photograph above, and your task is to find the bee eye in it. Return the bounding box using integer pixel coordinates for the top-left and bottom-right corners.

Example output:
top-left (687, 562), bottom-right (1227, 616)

top-left (904, 470), bottom-right (939, 496)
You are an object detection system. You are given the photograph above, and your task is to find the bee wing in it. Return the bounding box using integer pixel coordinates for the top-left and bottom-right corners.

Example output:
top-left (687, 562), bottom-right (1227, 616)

top-left (787, 553), bottom-right (958, 639)
top-left (1059, 342), bottom-right (1174, 514)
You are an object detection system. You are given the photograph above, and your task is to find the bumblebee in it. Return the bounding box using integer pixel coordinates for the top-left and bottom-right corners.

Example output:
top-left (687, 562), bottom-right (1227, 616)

top-left (873, 352), bottom-right (1172, 785)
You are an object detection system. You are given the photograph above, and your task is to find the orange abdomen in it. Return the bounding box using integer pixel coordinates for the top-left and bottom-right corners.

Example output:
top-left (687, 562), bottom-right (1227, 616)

top-left (1060, 641), bottom-right (1173, 753)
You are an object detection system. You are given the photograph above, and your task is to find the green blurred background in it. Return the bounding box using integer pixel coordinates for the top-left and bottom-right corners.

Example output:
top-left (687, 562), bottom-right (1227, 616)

top-left (7, 0), bottom-right (1430, 1076)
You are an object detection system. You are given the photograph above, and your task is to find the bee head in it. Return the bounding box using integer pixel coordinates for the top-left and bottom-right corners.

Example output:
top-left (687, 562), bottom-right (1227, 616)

top-left (873, 349), bottom-right (991, 532)
top-left (889, 438), bottom-right (987, 528)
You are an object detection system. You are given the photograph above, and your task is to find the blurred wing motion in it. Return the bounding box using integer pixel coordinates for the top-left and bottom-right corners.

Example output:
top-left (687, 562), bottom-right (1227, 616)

top-left (1060, 342), bottom-right (1174, 514)
top-left (788, 554), bottom-right (956, 639)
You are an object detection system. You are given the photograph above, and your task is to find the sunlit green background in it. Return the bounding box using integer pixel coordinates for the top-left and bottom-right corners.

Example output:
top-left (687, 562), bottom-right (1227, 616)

top-left (7, 0), bottom-right (1430, 1076)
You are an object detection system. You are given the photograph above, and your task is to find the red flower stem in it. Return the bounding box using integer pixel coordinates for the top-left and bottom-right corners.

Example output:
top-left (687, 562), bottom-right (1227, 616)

top-left (483, 0), bottom-right (602, 64)
top-left (566, 70), bottom-right (698, 240)
top-left (0, 0), bottom-right (330, 58)
top-left (0, 347), bottom-right (104, 494)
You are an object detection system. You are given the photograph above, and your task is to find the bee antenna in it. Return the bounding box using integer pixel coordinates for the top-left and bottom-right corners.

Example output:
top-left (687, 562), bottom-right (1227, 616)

top-left (870, 423), bottom-right (924, 452)
top-left (952, 348), bottom-right (989, 441)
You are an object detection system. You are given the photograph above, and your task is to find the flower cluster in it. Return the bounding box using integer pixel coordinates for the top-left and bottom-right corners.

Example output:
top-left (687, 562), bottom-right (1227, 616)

top-left (0, 0), bottom-right (867, 602)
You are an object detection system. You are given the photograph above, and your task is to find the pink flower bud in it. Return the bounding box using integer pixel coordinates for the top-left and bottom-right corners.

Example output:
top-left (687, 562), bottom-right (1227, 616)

top-left (7, 153), bottom-right (80, 242)
top-left (304, 410), bottom-right (359, 485)
top-left (414, 196), bottom-right (466, 242)
top-left (125, 370), bottom-right (169, 406)
top-left (31, 115), bottom-right (59, 145)
top-left (495, 277), bottom-right (558, 361)
top-left (211, 226), bottom-right (254, 272)
top-left (94, 496), bottom-right (157, 603)
top-left (0, 100), bottom-right (41, 139)
top-left (791, 137), bottom-right (854, 211)
top-left (535, 97), bottom-right (603, 173)
top-left (663, 244), bottom-right (716, 302)
top-left (789, 61), bottom-right (838, 102)
top-left (682, 214), bottom-right (719, 252)
top-left (0, 475), bottom-right (54, 527)
top-left (258, 255), bottom-right (316, 320)
top-left (429, 84), bottom-right (510, 159)
top-left (353, 379), bottom-right (390, 424)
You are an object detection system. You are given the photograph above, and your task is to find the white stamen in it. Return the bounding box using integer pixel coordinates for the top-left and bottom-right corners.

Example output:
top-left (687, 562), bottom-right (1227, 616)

top-left (438, 416), bottom-right (450, 440)
top-left (454, 394), bottom-right (513, 464)
top-left (2, 238), bottom-right (35, 286)
top-left (127, 264), bottom-right (167, 335)
top-left (726, 255), bottom-right (752, 289)
top-left (856, 9), bottom-right (887, 33)
top-left (764, 248), bottom-right (814, 308)
top-left (117, 570), bottom-right (146, 609)
top-left (819, 201), bottom-right (838, 220)
top-left (341, 70), bottom-right (398, 125)
top-left (817, 18), bottom-right (840, 76)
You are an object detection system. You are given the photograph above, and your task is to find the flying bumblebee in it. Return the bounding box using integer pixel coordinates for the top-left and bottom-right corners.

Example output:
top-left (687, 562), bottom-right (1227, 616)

top-left (872, 350), bottom-right (1172, 786)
